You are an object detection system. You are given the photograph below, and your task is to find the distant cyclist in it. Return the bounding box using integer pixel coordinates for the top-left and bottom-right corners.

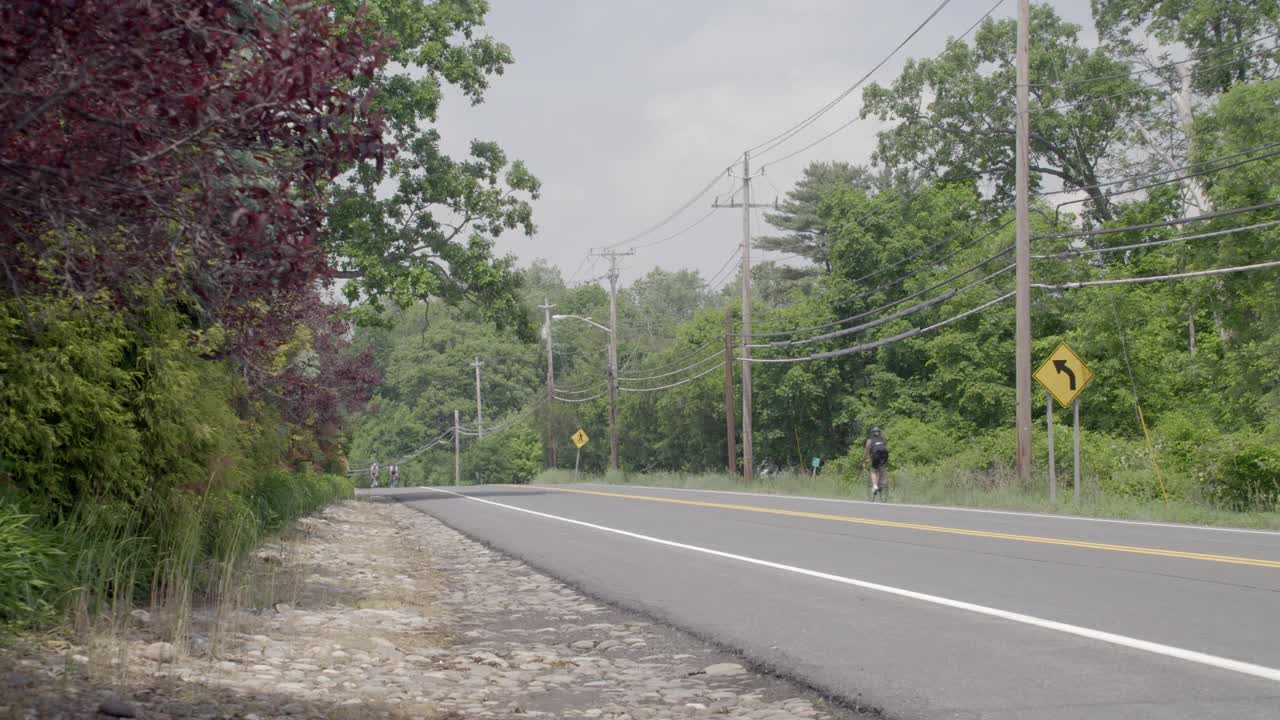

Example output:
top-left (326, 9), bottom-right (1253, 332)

top-left (862, 427), bottom-right (889, 500)
top-left (389, 464), bottom-right (400, 488)
top-left (370, 461), bottom-right (380, 488)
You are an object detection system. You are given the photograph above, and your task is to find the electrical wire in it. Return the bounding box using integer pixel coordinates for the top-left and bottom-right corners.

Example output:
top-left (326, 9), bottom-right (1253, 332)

top-left (746, 214), bottom-right (1015, 338)
top-left (1032, 259), bottom-right (1280, 290)
top-left (553, 381), bottom-right (609, 395)
top-left (630, 208), bottom-right (719, 250)
top-left (1033, 219), bottom-right (1280, 260)
top-left (1036, 141), bottom-right (1280, 198)
top-left (622, 336), bottom-right (727, 375)
top-left (618, 359), bottom-right (725, 392)
top-left (1029, 31), bottom-right (1280, 89)
top-left (703, 247), bottom-right (743, 291)
top-left (1032, 51), bottom-right (1280, 114)
top-left (749, 0), bottom-right (967, 161)
top-left (350, 426), bottom-right (455, 470)
top-left (1049, 148), bottom-right (1280, 215)
top-left (1034, 200), bottom-right (1280, 241)
top-left (756, 0), bottom-right (1002, 168)
top-left (618, 349), bottom-right (725, 381)
top-left (601, 167), bottom-right (731, 250)
top-left (743, 292), bottom-right (1014, 364)
top-left (746, 263), bottom-right (1013, 349)
top-left (553, 389), bottom-right (608, 403)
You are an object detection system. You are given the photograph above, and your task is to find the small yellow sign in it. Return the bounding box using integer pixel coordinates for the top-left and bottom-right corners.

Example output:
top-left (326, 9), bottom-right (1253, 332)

top-left (571, 429), bottom-right (590, 449)
top-left (1034, 342), bottom-right (1096, 409)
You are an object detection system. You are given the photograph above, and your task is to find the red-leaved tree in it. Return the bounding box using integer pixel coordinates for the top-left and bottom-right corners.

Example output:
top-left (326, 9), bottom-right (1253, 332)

top-left (0, 0), bottom-right (392, 461)
top-left (0, 0), bottom-right (388, 349)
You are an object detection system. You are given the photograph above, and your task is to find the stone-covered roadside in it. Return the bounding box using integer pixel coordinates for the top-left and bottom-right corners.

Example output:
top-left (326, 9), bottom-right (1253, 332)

top-left (0, 497), bottom-right (865, 719)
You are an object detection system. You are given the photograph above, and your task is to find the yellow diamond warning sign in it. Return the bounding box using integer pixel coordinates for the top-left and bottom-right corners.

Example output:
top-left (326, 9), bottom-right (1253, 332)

top-left (571, 429), bottom-right (589, 449)
top-left (1034, 342), bottom-right (1096, 409)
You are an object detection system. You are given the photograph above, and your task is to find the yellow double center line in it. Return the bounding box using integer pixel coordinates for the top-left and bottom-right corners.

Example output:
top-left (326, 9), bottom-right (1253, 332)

top-left (529, 486), bottom-right (1280, 570)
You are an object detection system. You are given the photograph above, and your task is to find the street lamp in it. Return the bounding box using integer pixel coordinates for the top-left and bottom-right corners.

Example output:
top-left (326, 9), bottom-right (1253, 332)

top-left (552, 314), bottom-right (612, 334)
top-left (551, 313), bottom-right (619, 470)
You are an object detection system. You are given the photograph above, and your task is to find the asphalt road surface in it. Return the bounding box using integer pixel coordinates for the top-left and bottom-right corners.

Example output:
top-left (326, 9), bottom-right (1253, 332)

top-left (379, 483), bottom-right (1280, 719)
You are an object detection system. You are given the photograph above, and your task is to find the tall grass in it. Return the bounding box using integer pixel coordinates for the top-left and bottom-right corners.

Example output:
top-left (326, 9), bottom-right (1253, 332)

top-left (537, 466), bottom-right (1280, 530)
top-left (0, 471), bottom-right (353, 639)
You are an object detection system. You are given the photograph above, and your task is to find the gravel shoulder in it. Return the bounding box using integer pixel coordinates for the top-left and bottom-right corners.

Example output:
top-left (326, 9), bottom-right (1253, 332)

top-left (0, 497), bottom-right (866, 719)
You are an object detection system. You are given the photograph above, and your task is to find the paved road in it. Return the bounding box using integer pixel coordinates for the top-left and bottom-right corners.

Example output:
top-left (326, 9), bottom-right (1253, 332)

top-left (380, 483), bottom-right (1280, 719)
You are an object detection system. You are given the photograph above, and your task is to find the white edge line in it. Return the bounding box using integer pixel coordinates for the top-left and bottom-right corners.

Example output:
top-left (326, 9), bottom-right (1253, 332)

top-left (556, 483), bottom-right (1280, 537)
top-left (423, 486), bottom-right (1280, 684)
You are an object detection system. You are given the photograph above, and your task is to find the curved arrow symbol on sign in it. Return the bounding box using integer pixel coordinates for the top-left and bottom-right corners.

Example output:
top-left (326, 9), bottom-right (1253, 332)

top-left (1053, 359), bottom-right (1077, 390)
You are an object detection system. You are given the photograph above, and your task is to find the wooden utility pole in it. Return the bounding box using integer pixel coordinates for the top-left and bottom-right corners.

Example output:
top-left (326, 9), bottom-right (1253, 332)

top-left (589, 249), bottom-right (633, 471)
top-left (453, 410), bottom-right (461, 486)
top-left (712, 151), bottom-right (771, 483)
top-left (723, 306), bottom-right (737, 476)
top-left (1014, 0), bottom-right (1034, 480)
top-left (540, 298), bottom-right (557, 468)
top-left (471, 356), bottom-right (484, 438)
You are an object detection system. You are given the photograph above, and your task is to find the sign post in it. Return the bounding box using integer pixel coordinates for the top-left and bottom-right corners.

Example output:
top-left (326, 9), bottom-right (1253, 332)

top-left (811, 456), bottom-right (820, 479)
top-left (1073, 398), bottom-right (1082, 504)
top-left (1046, 391), bottom-right (1056, 501)
top-left (1034, 342), bottom-right (1095, 504)
top-left (571, 429), bottom-right (590, 482)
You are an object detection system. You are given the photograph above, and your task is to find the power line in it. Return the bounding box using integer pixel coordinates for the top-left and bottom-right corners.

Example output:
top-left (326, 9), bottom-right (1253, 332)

top-left (747, 213), bottom-right (1015, 338)
top-left (756, 0), bottom-right (1003, 169)
top-left (618, 358), bottom-right (725, 392)
top-left (1033, 259), bottom-right (1280, 290)
top-left (621, 335), bottom-right (727, 375)
top-left (703, 247), bottom-right (743, 291)
top-left (1033, 219), bottom-right (1280, 260)
top-left (618, 349), bottom-right (725, 381)
top-left (745, 0), bottom-right (959, 156)
top-left (553, 389), bottom-right (608, 403)
top-left (1032, 52), bottom-right (1280, 114)
top-left (1050, 148), bottom-right (1280, 218)
top-left (1034, 200), bottom-right (1280, 241)
top-left (747, 263), bottom-right (1013, 349)
top-left (630, 208), bottom-right (719, 250)
top-left (601, 167), bottom-right (731, 250)
top-left (554, 381), bottom-right (609, 395)
top-left (1029, 31), bottom-right (1280, 89)
top-left (1036, 141), bottom-right (1280, 199)
top-left (743, 292), bottom-right (1015, 364)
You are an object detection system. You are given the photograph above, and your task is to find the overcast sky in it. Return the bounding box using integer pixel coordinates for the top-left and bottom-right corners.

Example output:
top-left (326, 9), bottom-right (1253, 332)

top-left (434, 1), bottom-right (1095, 289)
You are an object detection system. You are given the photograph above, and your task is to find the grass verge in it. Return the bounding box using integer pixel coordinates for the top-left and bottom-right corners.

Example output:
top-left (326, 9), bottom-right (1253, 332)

top-left (534, 467), bottom-right (1280, 531)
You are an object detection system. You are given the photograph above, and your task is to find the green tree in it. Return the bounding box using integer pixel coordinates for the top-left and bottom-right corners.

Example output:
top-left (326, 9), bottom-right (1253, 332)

top-left (1092, 0), bottom-right (1280, 94)
top-left (860, 4), bottom-right (1152, 222)
top-left (755, 162), bottom-right (898, 275)
top-left (327, 0), bottom-right (541, 335)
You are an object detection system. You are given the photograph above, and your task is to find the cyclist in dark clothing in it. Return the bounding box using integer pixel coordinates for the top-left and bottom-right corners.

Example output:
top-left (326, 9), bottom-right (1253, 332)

top-left (862, 426), bottom-right (889, 500)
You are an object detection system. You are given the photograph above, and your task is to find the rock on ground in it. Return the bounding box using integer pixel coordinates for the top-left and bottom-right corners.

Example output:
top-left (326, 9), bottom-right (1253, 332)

top-left (0, 497), bottom-right (862, 719)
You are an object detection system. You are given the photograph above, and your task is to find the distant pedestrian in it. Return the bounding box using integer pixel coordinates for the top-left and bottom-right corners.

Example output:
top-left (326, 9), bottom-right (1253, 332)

top-left (370, 461), bottom-right (380, 488)
top-left (862, 427), bottom-right (889, 500)
top-left (389, 464), bottom-right (400, 488)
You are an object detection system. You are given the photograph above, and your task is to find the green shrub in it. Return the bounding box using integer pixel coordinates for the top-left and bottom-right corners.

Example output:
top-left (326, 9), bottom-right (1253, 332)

top-left (1153, 410), bottom-right (1218, 474)
top-left (1203, 433), bottom-right (1280, 511)
top-left (0, 295), bottom-right (146, 516)
top-left (249, 471), bottom-right (352, 531)
top-left (879, 418), bottom-right (961, 467)
top-left (1099, 468), bottom-right (1185, 502)
top-left (460, 427), bottom-right (541, 484)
